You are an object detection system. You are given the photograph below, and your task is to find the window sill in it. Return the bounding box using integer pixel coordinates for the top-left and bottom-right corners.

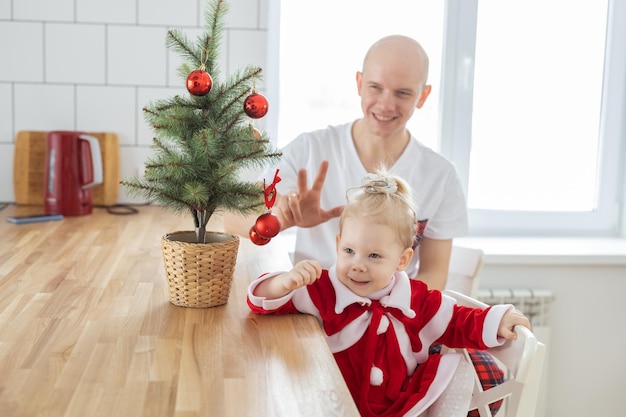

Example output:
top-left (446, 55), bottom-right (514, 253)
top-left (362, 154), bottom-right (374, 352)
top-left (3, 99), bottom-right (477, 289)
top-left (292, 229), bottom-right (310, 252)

top-left (455, 236), bottom-right (626, 266)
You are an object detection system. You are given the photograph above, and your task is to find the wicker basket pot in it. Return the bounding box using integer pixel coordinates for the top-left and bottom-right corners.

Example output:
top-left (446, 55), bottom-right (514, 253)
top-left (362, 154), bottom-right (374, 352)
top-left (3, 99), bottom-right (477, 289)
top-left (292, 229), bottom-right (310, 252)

top-left (161, 231), bottom-right (240, 308)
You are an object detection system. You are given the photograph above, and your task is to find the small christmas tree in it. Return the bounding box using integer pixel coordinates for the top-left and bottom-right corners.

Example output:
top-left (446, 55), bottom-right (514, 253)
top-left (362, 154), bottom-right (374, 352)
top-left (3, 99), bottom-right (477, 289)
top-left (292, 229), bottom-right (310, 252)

top-left (122, 0), bottom-right (281, 244)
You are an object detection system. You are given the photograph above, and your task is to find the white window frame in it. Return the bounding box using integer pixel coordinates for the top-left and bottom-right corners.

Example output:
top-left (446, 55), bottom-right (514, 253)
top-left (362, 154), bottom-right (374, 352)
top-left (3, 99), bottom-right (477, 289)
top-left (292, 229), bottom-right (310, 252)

top-left (440, 0), bottom-right (626, 237)
top-left (267, 0), bottom-right (626, 238)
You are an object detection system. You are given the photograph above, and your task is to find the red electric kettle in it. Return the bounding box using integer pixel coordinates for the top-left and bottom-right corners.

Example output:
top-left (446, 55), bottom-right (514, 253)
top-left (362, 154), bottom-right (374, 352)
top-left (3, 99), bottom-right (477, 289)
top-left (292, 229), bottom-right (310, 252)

top-left (44, 131), bottom-right (103, 216)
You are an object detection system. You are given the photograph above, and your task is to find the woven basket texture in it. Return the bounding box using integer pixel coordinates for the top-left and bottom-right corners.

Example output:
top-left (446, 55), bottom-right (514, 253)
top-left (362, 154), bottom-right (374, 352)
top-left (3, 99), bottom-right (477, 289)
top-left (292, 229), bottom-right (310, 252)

top-left (161, 231), bottom-right (240, 308)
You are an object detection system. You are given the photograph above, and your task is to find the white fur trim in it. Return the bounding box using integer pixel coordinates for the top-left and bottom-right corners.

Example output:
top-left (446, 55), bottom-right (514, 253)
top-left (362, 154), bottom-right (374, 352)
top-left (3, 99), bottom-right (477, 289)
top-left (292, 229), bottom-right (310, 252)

top-left (248, 272), bottom-right (294, 310)
top-left (370, 366), bottom-right (384, 386)
top-left (326, 311), bottom-right (371, 353)
top-left (377, 315), bottom-right (390, 334)
top-left (483, 304), bottom-right (514, 347)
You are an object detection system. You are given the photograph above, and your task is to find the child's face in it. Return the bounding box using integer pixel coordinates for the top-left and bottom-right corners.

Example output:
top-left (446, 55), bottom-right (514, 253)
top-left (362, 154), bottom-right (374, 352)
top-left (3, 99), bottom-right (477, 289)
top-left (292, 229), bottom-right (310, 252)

top-left (335, 216), bottom-right (413, 297)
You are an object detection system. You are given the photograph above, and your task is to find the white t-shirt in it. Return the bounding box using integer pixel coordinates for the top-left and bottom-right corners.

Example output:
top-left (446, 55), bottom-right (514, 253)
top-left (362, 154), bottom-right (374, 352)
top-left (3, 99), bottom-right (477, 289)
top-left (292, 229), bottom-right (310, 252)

top-left (260, 122), bottom-right (468, 277)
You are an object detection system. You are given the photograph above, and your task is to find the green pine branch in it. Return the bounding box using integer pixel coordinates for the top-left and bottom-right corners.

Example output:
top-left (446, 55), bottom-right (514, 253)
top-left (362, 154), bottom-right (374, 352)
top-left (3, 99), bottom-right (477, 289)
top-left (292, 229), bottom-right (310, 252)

top-left (121, 0), bottom-right (281, 243)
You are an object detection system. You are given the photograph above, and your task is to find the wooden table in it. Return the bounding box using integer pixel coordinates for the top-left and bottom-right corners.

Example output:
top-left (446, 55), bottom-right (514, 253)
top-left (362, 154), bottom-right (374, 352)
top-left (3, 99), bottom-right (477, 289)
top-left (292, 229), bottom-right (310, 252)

top-left (0, 205), bottom-right (360, 417)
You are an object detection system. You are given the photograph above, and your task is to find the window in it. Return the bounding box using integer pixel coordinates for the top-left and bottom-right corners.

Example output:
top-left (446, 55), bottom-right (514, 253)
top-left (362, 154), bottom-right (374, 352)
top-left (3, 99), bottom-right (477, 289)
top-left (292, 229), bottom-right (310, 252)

top-left (269, 0), bottom-right (626, 237)
top-left (271, 0), bottom-right (444, 150)
top-left (471, 1), bottom-right (607, 213)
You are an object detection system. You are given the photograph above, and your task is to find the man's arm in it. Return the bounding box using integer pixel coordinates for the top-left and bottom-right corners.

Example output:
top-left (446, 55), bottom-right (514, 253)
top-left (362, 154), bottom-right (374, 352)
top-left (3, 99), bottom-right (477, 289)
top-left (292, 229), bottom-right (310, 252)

top-left (415, 237), bottom-right (453, 291)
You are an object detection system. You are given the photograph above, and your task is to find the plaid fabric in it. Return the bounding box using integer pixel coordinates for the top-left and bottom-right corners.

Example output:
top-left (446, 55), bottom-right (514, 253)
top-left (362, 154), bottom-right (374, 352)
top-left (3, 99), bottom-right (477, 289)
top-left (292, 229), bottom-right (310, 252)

top-left (429, 346), bottom-right (505, 417)
top-left (467, 348), bottom-right (504, 417)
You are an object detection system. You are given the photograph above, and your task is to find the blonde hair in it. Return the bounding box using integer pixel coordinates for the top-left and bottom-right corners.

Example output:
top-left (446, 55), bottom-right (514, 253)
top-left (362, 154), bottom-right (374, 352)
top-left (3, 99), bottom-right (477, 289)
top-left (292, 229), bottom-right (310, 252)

top-left (340, 169), bottom-right (418, 249)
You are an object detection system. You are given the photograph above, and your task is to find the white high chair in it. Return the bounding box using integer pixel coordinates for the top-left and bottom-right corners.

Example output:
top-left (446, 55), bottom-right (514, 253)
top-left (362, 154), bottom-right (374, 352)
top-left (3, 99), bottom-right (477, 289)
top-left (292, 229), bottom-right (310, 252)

top-left (444, 289), bottom-right (546, 417)
top-left (444, 246), bottom-right (546, 417)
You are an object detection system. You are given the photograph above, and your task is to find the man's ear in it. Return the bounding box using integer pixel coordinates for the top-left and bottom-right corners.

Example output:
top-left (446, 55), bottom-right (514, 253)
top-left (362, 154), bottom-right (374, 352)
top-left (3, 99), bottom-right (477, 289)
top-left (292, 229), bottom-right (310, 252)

top-left (356, 71), bottom-right (363, 96)
top-left (397, 247), bottom-right (414, 271)
top-left (416, 84), bottom-right (432, 109)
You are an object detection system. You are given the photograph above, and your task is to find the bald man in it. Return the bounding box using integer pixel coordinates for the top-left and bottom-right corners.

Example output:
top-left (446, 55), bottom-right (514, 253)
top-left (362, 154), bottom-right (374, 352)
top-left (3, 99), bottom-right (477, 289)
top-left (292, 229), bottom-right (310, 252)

top-left (225, 35), bottom-right (467, 291)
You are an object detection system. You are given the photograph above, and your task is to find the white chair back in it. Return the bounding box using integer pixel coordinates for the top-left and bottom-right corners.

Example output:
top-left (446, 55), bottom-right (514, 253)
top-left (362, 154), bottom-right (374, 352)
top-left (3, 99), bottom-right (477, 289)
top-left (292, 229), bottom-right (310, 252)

top-left (444, 289), bottom-right (547, 417)
top-left (446, 245), bottom-right (484, 297)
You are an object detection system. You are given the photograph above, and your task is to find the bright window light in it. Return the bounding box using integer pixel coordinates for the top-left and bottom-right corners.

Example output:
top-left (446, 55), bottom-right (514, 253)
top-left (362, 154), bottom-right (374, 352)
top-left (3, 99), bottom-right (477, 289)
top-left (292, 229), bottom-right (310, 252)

top-left (277, 0), bottom-right (444, 150)
top-left (468, 0), bottom-right (609, 212)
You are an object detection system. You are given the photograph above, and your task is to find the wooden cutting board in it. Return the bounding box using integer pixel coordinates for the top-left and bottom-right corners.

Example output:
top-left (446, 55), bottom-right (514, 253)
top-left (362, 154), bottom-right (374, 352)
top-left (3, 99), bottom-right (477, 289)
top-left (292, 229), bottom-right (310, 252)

top-left (13, 131), bottom-right (120, 206)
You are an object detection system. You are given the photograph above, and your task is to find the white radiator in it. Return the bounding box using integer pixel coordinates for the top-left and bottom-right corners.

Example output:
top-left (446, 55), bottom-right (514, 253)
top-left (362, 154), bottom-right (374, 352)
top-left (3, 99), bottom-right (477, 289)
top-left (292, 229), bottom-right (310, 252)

top-left (477, 288), bottom-right (554, 417)
top-left (477, 288), bottom-right (553, 327)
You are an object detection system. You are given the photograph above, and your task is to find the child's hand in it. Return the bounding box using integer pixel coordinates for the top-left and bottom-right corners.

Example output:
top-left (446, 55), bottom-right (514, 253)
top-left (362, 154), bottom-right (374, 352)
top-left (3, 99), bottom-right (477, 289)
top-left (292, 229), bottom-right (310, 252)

top-left (254, 260), bottom-right (323, 299)
top-left (497, 309), bottom-right (531, 340)
top-left (282, 260), bottom-right (322, 292)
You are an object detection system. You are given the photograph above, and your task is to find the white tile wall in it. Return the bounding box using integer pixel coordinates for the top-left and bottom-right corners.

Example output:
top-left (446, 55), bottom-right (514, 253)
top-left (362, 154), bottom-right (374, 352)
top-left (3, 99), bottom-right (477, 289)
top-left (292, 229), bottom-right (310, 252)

top-left (14, 0), bottom-right (74, 22)
top-left (14, 84), bottom-right (75, 131)
top-left (0, 144), bottom-right (14, 198)
top-left (76, 86), bottom-right (136, 145)
top-left (0, 0), bottom-right (269, 204)
top-left (228, 29), bottom-right (267, 78)
top-left (138, 0), bottom-right (199, 27)
top-left (0, 84), bottom-right (12, 142)
top-left (107, 25), bottom-right (170, 86)
top-left (224, 0), bottom-right (259, 28)
top-left (76, 0), bottom-right (137, 24)
top-left (0, 22), bottom-right (44, 82)
top-left (0, 0), bottom-right (11, 20)
top-left (45, 23), bottom-right (106, 83)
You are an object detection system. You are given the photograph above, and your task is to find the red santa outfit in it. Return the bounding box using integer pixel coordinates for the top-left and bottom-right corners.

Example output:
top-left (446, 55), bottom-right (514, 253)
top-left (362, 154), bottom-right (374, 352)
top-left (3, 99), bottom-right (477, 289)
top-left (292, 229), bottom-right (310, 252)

top-left (247, 266), bottom-right (513, 417)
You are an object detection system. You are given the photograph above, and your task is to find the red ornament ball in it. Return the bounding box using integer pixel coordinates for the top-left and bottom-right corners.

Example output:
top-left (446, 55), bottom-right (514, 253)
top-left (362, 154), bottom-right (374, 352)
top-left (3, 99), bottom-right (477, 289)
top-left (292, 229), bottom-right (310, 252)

top-left (255, 213), bottom-right (281, 239)
top-left (186, 69), bottom-right (213, 96)
top-left (249, 226), bottom-right (271, 246)
top-left (244, 93), bottom-right (269, 119)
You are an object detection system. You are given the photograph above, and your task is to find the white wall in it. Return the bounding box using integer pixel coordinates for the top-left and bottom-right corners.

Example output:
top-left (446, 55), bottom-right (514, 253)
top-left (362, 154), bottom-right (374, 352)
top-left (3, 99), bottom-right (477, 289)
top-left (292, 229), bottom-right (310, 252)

top-left (454, 235), bottom-right (626, 417)
top-left (478, 260), bottom-right (626, 417)
top-left (0, 0), bottom-right (269, 204)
